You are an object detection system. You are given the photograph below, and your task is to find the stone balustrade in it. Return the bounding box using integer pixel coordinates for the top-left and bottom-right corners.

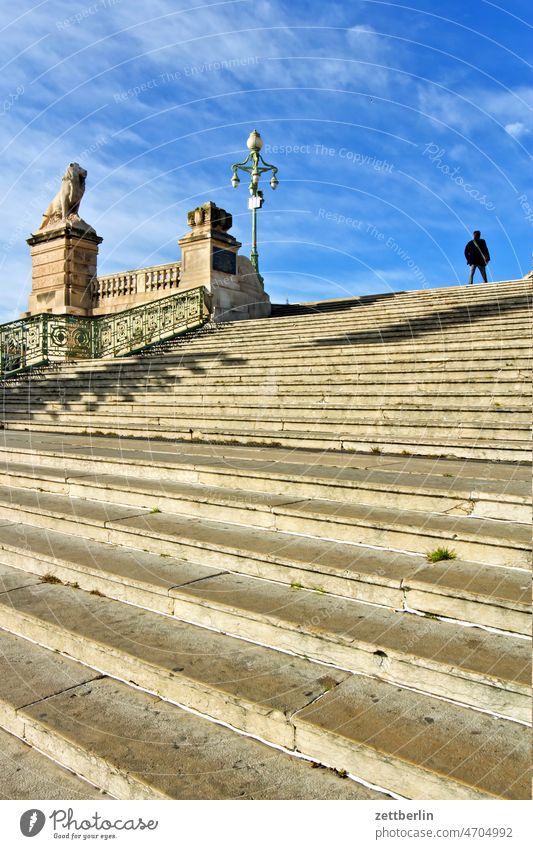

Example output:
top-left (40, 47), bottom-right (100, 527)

top-left (91, 261), bottom-right (182, 313)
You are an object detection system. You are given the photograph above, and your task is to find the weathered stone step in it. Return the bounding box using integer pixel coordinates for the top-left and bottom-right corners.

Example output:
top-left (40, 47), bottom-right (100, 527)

top-left (0, 572), bottom-right (350, 748)
top-left (3, 409), bottom-right (528, 443)
top-left (290, 673), bottom-right (530, 800)
top-left (143, 313), bottom-right (533, 331)
top-left (1, 419), bottom-right (527, 461)
top-left (248, 292), bottom-right (531, 325)
top-left (26, 345), bottom-right (531, 374)
top-left (7, 359), bottom-right (530, 385)
top-left (150, 319), bottom-right (533, 342)
top-left (19, 307), bottom-right (530, 362)
top-left (3, 393), bottom-right (531, 411)
top-left (0, 629), bottom-right (380, 800)
top-left (270, 290), bottom-right (532, 315)
top-left (0, 448), bottom-right (528, 522)
top-left (0, 727), bottom-right (109, 800)
top-left (240, 283), bottom-right (532, 312)
top-left (0, 562), bottom-right (528, 726)
top-left (6, 390), bottom-right (528, 411)
top-left (39, 304), bottom-right (532, 354)
top-left (263, 289), bottom-right (531, 316)
top-left (0, 516), bottom-right (529, 634)
top-left (81, 328), bottom-right (533, 361)
top-left (3, 409), bottom-right (529, 444)
top-left (2, 429), bottom-right (527, 483)
top-left (12, 377), bottom-right (527, 399)
top-left (0, 476), bottom-right (528, 567)
top-left (268, 301), bottom-right (531, 324)
top-left (3, 401), bottom-right (530, 426)
top-left (11, 361), bottom-right (530, 382)
top-left (5, 626), bottom-right (526, 802)
top-left (268, 278), bottom-right (529, 303)
top-left (104, 342), bottom-right (533, 368)
top-left (5, 391), bottom-right (530, 415)
top-left (7, 372), bottom-right (529, 391)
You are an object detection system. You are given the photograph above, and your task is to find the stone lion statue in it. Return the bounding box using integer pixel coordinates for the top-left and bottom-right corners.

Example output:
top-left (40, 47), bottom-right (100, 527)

top-left (39, 162), bottom-right (87, 230)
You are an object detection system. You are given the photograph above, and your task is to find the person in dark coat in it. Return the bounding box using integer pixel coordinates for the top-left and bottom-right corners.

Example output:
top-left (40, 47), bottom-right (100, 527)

top-left (464, 230), bottom-right (490, 284)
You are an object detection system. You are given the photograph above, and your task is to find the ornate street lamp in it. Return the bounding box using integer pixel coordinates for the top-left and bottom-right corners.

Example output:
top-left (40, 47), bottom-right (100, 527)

top-left (231, 129), bottom-right (279, 282)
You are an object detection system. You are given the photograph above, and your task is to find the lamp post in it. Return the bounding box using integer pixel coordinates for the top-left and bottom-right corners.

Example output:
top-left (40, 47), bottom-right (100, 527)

top-left (231, 129), bottom-right (279, 283)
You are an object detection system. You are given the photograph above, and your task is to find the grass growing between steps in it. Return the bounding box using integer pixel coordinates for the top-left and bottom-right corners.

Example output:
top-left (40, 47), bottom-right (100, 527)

top-left (41, 574), bottom-right (106, 594)
top-left (41, 574), bottom-right (80, 589)
top-left (426, 547), bottom-right (457, 563)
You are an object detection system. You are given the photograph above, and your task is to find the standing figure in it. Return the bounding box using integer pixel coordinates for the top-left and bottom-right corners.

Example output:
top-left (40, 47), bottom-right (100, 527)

top-left (464, 230), bottom-right (491, 284)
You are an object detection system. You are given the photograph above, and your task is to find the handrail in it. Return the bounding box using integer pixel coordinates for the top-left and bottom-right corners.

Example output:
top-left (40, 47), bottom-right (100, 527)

top-left (93, 286), bottom-right (208, 358)
top-left (0, 286), bottom-right (210, 378)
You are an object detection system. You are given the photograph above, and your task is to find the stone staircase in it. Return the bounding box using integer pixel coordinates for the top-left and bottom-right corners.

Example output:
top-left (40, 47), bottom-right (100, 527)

top-left (0, 278), bottom-right (530, 800)
top-left (1, 279), bottom-right (531, 460)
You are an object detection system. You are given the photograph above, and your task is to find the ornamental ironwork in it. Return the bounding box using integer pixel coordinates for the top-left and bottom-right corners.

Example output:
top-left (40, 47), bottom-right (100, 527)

top-left (231, 129), bottom-right (279, 282)
top-left (0, 286), bottom-right (209, 378)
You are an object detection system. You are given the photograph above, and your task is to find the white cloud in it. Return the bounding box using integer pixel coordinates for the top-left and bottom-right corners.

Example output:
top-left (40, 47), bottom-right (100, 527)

top-left (505, 121), bottom-right (529, 139)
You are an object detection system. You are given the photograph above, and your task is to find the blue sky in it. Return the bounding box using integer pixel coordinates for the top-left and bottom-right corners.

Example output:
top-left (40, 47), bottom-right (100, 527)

top-left (0, 0), bottom-right (531, 321)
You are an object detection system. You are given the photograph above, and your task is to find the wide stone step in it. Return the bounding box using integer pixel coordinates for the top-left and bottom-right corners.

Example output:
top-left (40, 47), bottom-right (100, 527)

top-left (6, 371), bottom-right (529, 391)
top-left (5, 391), bottom-right (530, 414)
top-left (0, 629), bottom-right (381, 800)
top-left (24, 346), bottom-right (531, 374)
top-left (5, 388), bottom-right (528, 407)
top-left (8, 361), bottom-right (529, 381)
top-left (51, 312), bottom-right (533, 335)
top-left (0, 726), bottom-right (108, 800)
top-left (149, 321), bottom-right (533, 344)
top-left (15, 305), bottom-right (529, 361)
top-left (167, 314), bottom-right (533, 343)
top-left (3, 627), bottom-right (527, 801)
top-left (2, 409), bottom-right (528, 442)
top-left (2, 392), bottom-right (531, 409)
top-left (34, 306), bottom-right (531, 355)
top-left (0, 476), bottom-right (528, 568)
top-left (5, 354), bottom-right (529, 390)
top-left (0, 569), bottom-right (352, 751)
top-left (254, 289), bottom-right (531, 316)
top-left (3, 401), bottom-right (530, 426)
top-left (151, 328), bottom-right (533, 351)
top-left (1, 419), bottom-right (527, 460)
top-left (2, 428), bottom-right (526, 485)
top-left (267, 302), bottom-right (531, 324)
top-left (1, 418), bottom-right (527, 466)
top-left (0, 514), bottom-right (529, 634)
top-left (0, 560), bottom-right (529, 731)
top-left (110, 338), bottom-right (533, 364)
top-left (268, 278), bottom-right (530, 303)
top-left (0, 447), bottom-right (528, 522)
top-left (9, 376), bottom-right (527, 398)
top-left (0, 443), bottom-right (529, 523)
top-left (2, 408), bottom-right (529, 443)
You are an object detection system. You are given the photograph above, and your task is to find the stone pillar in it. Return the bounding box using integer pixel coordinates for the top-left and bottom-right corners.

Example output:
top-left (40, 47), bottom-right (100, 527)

top-left (25, 223), bottom-right (103, 317)
top-left (178, 201), bottom-right (271, 321)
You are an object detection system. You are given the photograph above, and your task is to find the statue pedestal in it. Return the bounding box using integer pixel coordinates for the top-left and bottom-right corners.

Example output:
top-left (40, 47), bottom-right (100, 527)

top-left (25, 222), bottom-right (103, 317)
top-left (179, 201), bottom-right (270, 322)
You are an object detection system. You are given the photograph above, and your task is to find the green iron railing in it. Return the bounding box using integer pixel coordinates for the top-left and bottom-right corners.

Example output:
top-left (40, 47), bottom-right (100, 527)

top-left (0, 286), bottom-right (210, 378)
